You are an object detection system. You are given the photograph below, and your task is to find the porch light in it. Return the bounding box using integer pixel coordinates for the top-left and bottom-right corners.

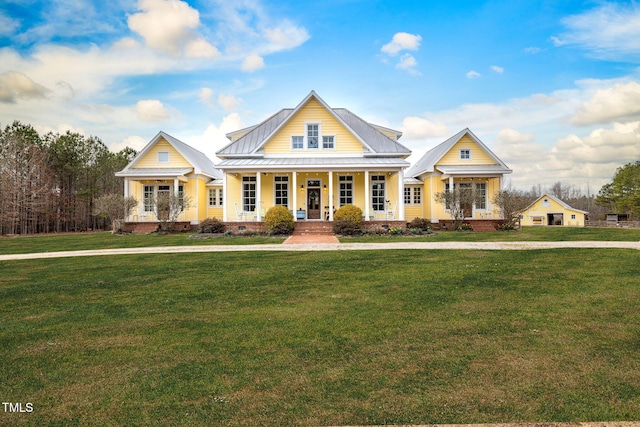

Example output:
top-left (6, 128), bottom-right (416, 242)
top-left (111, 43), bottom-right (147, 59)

top-left (300, 184), bottom-right (304, 189)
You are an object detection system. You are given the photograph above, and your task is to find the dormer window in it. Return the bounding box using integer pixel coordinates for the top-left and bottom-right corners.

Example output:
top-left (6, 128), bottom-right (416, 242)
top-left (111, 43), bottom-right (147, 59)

top-left (158, 151), bottom-right (169, 163)
top-left (460, 149), bottom-right (471, 160)
top-left (307, 124), bottom-right (319, 149)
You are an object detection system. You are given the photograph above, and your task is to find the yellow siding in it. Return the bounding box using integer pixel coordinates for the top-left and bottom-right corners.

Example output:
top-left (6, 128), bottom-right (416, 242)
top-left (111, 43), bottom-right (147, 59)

top-left (135, 139), bottom-right (191, 168)
top-left (437, 135), bottom-right (495, 166)
top-left (520, 196), bottom-right (585, 226)
top-left (263, 98), bottom-right (364, 155)
top-left (427, 177), bottom-right (503, 220)
top-left (405, 206), bottom-right (423, 221)
top-left (225, 174), bottom-right (243, 220)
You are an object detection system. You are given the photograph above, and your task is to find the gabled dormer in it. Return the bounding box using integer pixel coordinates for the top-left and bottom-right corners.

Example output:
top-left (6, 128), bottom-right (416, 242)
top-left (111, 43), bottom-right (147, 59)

top-left (406, 128), bottom-right (511, 179)
top-left (217, 91), bottom-right (410, 159)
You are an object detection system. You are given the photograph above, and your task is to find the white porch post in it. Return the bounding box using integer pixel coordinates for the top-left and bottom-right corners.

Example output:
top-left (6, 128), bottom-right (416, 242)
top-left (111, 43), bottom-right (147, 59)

top-left (364, 170), bottom-right (370, 220)
top-left (222, 173), bottom-right (228, 222)
top-left (124, 178), bottom-right (130, 220)
top-left (328, 171), bottom-right (334, 221)
top-left (397, 169), bottom-right (404, 220)
top-left (256, 172), bottom-right (261, 221)
top-left (292, 171), bottom-right (298, 222)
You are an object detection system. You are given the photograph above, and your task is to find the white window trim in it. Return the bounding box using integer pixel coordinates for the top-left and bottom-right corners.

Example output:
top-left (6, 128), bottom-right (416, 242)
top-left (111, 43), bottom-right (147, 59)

top-left (404, 186), bottom-right (422, 206)
top-left (460, 149), bottom-right (471, 160)
top-left (158, 151), bottom-right (170, 163)
top-left (291, 136), bottom-right (304, 150)
top-left (370, 174), bottom-right (386, 212)
top-left (208, 188), bottom-right (223, 207)
top-left (322, 135), bottom-right (336, 150)
top-left (338, 174), bottom-right (354, 206)
top-left (273, 175), bottom-right (289, 207)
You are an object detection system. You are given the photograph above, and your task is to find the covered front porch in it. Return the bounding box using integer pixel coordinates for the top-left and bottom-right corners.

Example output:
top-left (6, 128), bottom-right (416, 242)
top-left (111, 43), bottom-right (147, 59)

top-left (219, 165), bottom-right (407, 223)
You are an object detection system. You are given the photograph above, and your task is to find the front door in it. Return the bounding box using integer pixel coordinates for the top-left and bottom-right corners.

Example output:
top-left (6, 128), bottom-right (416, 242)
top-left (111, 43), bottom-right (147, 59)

top-left (459, 183), bottom-right (473, 218)
top-left (307, 180), bottom-right (321, 219)
top-left (156, 185), bottom-right (171, 220)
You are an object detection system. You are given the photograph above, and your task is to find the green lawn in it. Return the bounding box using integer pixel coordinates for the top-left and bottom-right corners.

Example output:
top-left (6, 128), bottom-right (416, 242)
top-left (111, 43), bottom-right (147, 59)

top-left (1, 249), bottom-right (639, 425)
top-left (343, 226), bottom-right (640, 243)
top-left (1, 226), bottom-right (639, 255)
top-left (0, 232), bottom-right (285, 255)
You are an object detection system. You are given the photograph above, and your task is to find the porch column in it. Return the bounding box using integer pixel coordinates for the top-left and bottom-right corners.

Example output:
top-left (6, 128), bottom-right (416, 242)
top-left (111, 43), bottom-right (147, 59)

top-left (397, 169), bottom-right (404, 220)
top-left (222, 173), bottom-right (228, 222)
top-left (328, 171), bottom-right (334, 221)
top-left (364, 170), bottom-right (370, 220)
top-left (123, 178), bottom-right (130, 220)
top-left (256, 172), bottom-right (261, 221)
top-left (292, 171), bottom-right (298, 222)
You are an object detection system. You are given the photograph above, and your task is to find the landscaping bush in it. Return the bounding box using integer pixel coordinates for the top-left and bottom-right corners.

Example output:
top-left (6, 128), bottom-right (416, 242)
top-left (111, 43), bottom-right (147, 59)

top-left (264, 206), bottom-right (295, 235)
top-left (333, 205), bottom-right (363, 235)
top-left (408, 217), bottom-right (432, 231)
top-left (198, 217), bottom-right (226, 234)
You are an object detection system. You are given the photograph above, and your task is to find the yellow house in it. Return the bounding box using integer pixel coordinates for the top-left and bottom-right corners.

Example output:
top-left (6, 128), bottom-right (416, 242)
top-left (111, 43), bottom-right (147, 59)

top-left (116, 131), bottom-right (223, 225)
top-left (216, 91), bottom-right (411, 223)
top-left (404, 128), bottom-right (512, 224)
top-left (518, 193), bottom-right (588, 226)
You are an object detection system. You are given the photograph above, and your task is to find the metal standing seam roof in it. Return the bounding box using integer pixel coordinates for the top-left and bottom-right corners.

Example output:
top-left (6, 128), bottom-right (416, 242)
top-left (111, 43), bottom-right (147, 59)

top-left (519, 193), bottom-right (589, 214)
top-left (117, 131), bottom-right (222, 179)
top-left (216, 91), bottom-right (410, 158)
top-left (406, 128), bottom-right (511, 178)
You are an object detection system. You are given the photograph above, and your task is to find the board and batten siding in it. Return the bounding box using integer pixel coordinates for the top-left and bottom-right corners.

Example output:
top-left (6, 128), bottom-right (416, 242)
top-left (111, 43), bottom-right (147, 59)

top-left (263, 98), bottom-right (364, 155)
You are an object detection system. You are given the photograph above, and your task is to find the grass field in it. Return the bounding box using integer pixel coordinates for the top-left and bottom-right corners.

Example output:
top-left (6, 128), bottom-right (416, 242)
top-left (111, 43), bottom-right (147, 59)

top-left (1, 248), bottom-right (639, 426)
top-left (1, 226), bottom-right (640, 255)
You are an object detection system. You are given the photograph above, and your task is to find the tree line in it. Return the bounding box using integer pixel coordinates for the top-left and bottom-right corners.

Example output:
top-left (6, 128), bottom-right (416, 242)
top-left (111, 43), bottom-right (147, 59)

top-left (0, 121), bottom-right (136, 235)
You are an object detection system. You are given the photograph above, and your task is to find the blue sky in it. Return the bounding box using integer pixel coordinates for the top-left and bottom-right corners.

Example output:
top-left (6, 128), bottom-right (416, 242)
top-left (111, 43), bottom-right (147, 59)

top-left (1, 0), bottom-right (640, 191)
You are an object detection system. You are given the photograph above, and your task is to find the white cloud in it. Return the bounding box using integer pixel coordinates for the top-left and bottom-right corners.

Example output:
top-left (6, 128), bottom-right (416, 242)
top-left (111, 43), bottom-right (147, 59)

top-left (0, 12), bottom-right (19, 36)
top-left (491, 65), bottom-right (504, 74)
top-left (0, 71), bottom-right (49, 103)
top-left (109, 135), bottom-right (148, 153)
top-left (466, 70), bottom-right (481, 79)
top-left (396, 54), bottom-right (421, 76)
top-left (400, 116), bottom-right (450, 139)
top-left (263, 21), bottom-right (310, 51)
top-left (571, 81), bottom-right (640, 125)
top-left (200, 87), bottom-right (214, 106)
top-left (555, 2), bottom-right (640, 59)
top-left (381, 32), bottom-right (422, 56)
top-left (523, 46), bottom-right (542, 54)
top-left (242, 53), bottom-right (265, 72)
top-left (218, 94), bottom-right (241, 111)
top-left (185, 113), bottom-right (244, 161)
top-left (127, 0), bottom-right (218, 58)
top-left (497, 128), bottom-right (534, 144)
top-left (185, 38), bottom-right (220, 59)
top-left (136, 99), bottom-right (171, 122)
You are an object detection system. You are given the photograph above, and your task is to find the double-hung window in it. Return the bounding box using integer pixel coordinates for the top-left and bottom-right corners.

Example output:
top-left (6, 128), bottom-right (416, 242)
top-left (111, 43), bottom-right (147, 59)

top-left (307, 124), bottom-right (319, 149)
top-left (274, 176), bottom-right (289, 207)
top-left (242, 176), bottom-right (256, 212)
top-left (339, 175), bottom-right (353, 206)
top-left (371, 175), bottom-right (386, 211)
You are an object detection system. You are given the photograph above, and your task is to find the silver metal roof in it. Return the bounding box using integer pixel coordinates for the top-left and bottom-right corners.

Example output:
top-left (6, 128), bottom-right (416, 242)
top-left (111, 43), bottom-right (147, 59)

top-left (216, 91), bottom-right (409, 158)
top-left (519, 193), bottom-right (589, 214)
top-left (118, 131), bottom-right (222, 179)
top-left (406, 128), bottom-right (511, 178)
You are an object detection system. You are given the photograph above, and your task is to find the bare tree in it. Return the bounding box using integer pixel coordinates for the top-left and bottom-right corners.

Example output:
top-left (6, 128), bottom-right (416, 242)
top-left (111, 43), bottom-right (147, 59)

top-left (154, 192), bottom-right (193, 232)
top-left (434, 185), bottom-right (477, 230)
top-left (94, 194), bottom-right (138, 233)
top-left (492, 183), bottom-right (536, 228)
